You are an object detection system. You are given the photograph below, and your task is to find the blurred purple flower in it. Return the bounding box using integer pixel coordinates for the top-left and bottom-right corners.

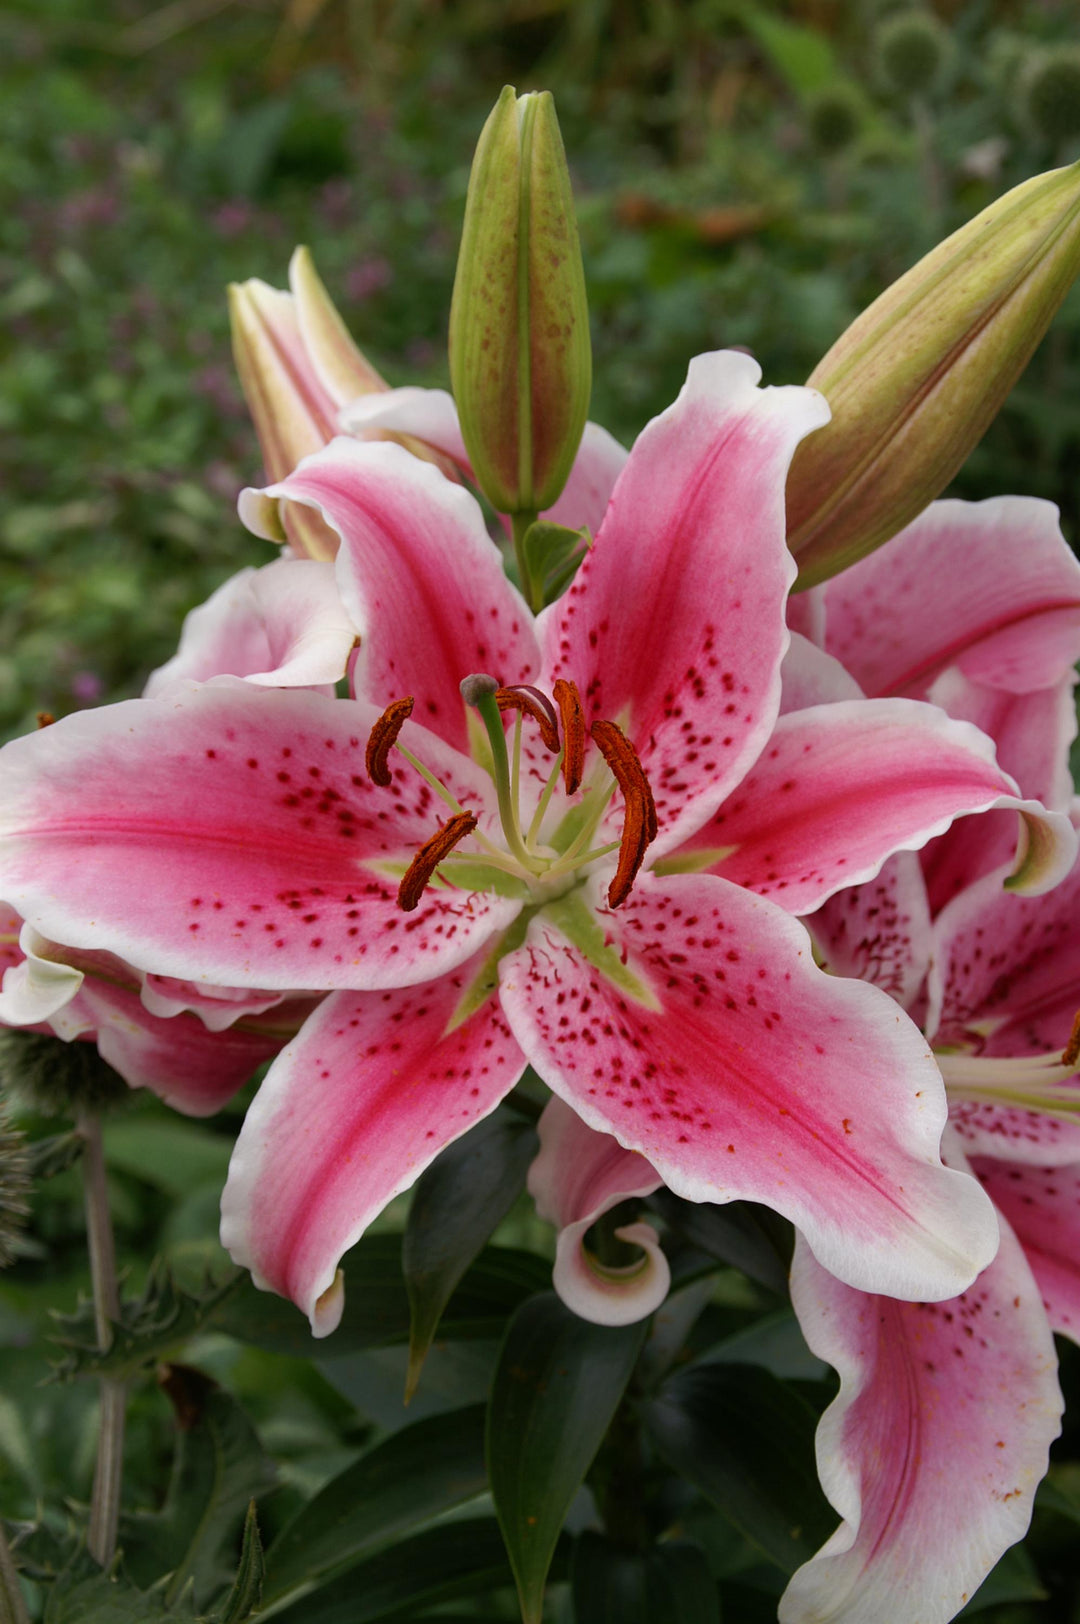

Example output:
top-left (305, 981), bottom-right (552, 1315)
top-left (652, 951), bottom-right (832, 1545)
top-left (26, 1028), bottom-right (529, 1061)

top-left (345, 257), bottom-right (393, 301)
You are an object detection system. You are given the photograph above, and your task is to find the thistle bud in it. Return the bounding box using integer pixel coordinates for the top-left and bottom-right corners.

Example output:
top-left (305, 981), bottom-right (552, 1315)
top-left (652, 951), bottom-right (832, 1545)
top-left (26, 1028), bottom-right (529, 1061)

top-left (787, 159), bottom-right (1080, 588)
top-left (449, 86), bottom-right (592, 517)
top-left (229, 247), bottom-right (389, 560)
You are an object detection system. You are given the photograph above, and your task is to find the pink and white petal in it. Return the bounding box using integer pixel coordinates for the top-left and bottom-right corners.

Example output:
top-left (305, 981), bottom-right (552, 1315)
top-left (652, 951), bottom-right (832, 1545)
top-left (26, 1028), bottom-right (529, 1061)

top-left (927, 852), bottom-right (1080, 1048)
top-left (674, 699), bottom-right (1074, 914)
top-left (140, 975), bottom-right (290, 1031)
top-left (948, 1094), bottom-right (1080, 1168)
top-left (779, 1212), bottom-right (1061, 1624)
top-left (242, 438), bottom-right (540, 754)
top-left (785, 585), bottom-right (827, 648)
top-left (220, 961), bottom-right (527, 1333)
top-left (972, 1158), bottom-right (1080, 1344)
top-left (499, 871), bottom-right (999, 1301)
top-left (528, 1096), bottom-right (669, 1327)
top-left (340, 386), bottom-right (470, 467)
top-left (144, 559), bottom-right (356, 698)
top-left (778, 634), bottom-right (863, 715)
top-left (0, 683), bottom-right (518, 993)
top-left (918, 674), bottom-right (1078, 911)
top-left (541, 421), bottom-right (629, 536)
top-left (0, 922), bottom-right (84, 1027)
top-left (70, 979), bottom-right (300, 1117)
top-left (822, 496), bottom-right (1080, 698)
top-left (537, 351), bottom-right (830, 852)
top-left (808, 853), bottom-right (932, 1013)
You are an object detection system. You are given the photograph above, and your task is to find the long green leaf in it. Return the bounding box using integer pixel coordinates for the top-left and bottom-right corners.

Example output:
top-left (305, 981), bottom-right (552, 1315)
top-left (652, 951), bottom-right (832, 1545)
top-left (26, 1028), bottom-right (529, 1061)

top-left (213, 1500), bottom-right (264, 1624)
top-left (260, 1405), bottom-right (487, 1611)
top-left (403, 1108), bottom-right (538, 1397)
top-left (645, 1362), bottom-right (834, 1574)
top-left (487, 1292), bottom-right (646, 1624)
top-left (266, 1518), bottom-right (521, 1624)
top-left (571, 1532), bottom-right (720, 1623)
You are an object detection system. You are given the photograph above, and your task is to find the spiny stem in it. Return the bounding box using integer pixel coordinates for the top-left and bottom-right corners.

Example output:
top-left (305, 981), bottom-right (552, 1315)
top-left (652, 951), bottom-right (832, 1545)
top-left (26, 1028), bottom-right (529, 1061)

top-left (78, 1111), bottom-right (125, 1569)
top-left (0, 1522), bottom-right (30, 1624)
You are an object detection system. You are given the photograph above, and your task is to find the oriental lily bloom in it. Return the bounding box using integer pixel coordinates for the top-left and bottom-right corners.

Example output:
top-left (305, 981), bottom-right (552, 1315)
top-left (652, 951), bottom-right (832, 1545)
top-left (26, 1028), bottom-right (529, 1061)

top-left (782, 828), bottom-right (1080, 1624)
top-left (0, 905), bottom-right (313, 1117)
top-left (0, 352), bottom-right (1068, 1338)
top-left (804, 496), bottom-right (1080, 909)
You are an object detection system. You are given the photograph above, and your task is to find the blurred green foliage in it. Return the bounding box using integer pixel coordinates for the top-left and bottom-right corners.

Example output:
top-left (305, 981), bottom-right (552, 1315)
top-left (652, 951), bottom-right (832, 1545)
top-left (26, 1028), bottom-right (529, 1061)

top-left (1, 0), bottom-right (1079, 738)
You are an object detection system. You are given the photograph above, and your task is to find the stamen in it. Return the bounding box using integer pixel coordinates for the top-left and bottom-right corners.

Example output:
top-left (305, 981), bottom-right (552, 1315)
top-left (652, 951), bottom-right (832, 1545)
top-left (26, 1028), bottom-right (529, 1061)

top-left (553, 679), bottom-right (586, 794)
top-left (590, 719), bottom-right (658, 907)
top-left (36, 712), bottom-right (55, 729)
top-left (398, 811), bottom-right (479, 911)
top-left (366, 696), bottom-right (415, 787)
top-left (1063, 1010), bottom-right (1080, 1070)
top-left (495, 686), bottom-right (560, 753)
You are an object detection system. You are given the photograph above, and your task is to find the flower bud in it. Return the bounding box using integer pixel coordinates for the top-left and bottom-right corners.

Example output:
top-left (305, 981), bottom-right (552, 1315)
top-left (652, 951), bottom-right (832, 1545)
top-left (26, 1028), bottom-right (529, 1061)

top-left (787, 159), bottom-right (1080, 588)
top-left (449, 85), bottom-right (592, 517)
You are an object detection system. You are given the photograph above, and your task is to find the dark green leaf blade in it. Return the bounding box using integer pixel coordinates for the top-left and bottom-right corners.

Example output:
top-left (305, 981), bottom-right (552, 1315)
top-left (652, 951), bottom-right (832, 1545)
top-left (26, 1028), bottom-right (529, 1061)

top-left (645, 1362), bottom-right (834, 1574)
top-left (261, 1404), bottom-right (487, 1609)
top-left (213, 1500), bottom-right (264, 1624)
top-left (572, 1532), bottom-right (720, 1623)
top-left (121, 1366), bottom-right (275, 1609)
top-left (266, 1518), bottom-right (523, 1624)
top-left (958, 1544), bottom-right (1047, 1614)
top-left (649, 1192), bottom-right (792, 1297)
top-left (488, 1292), bottom-right (646, 1624)
top-left (403, 1108), bottom-right (538, 1397)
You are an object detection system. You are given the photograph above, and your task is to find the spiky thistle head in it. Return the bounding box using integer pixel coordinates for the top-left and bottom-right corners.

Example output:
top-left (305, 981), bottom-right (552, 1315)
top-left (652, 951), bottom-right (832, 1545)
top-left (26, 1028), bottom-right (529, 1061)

top-left (0, 1097), bottom-right (30, 1268)
top-left (0, 1030), bottom-right (129, 1118)
top-left (875, 9), bottom-right (952, 98)
top-left (1020, 46), bottom-right (1080, 148)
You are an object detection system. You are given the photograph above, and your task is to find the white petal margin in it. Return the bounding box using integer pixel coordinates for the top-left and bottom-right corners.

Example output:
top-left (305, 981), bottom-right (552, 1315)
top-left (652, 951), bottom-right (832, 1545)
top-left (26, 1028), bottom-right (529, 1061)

top-left (0, 923), bottom-right (84, 1027)
top-left (144, 558), bottom-right (357, 696)
top-left (528, 1096), bottom-right (670, 1327)
top-left (780, 1138), bottom-right (1062, 1624)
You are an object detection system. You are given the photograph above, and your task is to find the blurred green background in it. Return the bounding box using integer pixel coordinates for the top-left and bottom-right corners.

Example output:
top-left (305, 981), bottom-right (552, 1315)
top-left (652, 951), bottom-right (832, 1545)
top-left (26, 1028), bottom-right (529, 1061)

top-left (1, 0), bottom-right (1079, 739)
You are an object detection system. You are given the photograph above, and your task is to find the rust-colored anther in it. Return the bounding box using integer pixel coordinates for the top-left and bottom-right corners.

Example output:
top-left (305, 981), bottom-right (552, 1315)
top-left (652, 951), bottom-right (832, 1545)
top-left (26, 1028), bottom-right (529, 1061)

top-left (495, 685), bottom-right (560, 753)
top-left (35, 711), bottom-right (55, 729)
top-left (590, 718), bottom-right (658, 907)
top-left (365, 696), bottom-right (415, 787)
top-left (397, 811), bottom-right (479, 912)
top-left (553, 678), bottom-right (586, 794)
top-left (1063, 1009), bottom-right (1080, 1071)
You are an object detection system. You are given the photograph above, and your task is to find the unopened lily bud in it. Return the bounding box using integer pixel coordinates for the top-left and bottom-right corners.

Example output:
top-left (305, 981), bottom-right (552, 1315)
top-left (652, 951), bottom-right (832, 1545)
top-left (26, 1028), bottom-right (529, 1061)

top-left (229, 251), bottom-right (387, 560)
top-left (449, 85), bottom-right (592, 517)
top-left (787, 159), bottom-right (1080, 588)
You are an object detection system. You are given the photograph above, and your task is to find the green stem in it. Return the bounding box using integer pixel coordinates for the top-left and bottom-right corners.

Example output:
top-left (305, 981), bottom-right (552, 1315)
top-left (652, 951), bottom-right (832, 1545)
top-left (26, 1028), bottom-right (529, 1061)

top-left (78, 1112), bottom-right (125, 1569)
top-left (0, 1522), bottom-right (30, 1624)
top-left (471, 691), bottom-right (542, 872)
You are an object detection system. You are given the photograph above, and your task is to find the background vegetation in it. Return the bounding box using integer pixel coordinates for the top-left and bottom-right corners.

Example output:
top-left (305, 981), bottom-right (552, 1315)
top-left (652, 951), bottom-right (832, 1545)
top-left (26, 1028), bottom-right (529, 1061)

top-left (3, 2), bottom-right (1080, 1620)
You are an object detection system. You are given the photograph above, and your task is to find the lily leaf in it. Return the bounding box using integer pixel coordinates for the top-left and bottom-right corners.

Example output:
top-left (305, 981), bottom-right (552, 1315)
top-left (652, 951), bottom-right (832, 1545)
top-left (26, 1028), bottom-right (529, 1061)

top-left (260, 1405), bottom-right (487, 1611)
top-left (403, 1107), bottom-right (538, 1397)
top-left (487, 1291), bottom-right (646, 1624)
top-left (211, 1501), bottom-right (264, 1624)
top-left (645, 1361), bottom-right (834, 1574)
top-left (571, 1532), bottom-right (720, 1624)
top-left (649, 1191), bottom-right (792, 1297)
top-left (521, 519), bottom-right (589, 606)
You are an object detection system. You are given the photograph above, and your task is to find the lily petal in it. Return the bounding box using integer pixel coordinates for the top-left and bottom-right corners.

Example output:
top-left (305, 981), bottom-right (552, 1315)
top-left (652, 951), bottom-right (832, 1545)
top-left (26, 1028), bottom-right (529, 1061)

top-left (528, 1096), bottom-right (669, 1327)
top-left (821, 496), bottom-right (1080, 698)
top-left (779, 634), bottom-right (863, 714)
top-left (144, 558), bottom-right (357, 697)
top-left (0, 921), bottom-right (84, 1026)
top-left (972, 1158), bottom-right (1080, 1343)
top-left (808, 853), bottom-right (932, 1014)
top-left (220, 961), bottom-right (526, 1333)
top-left (538, 350), bottom-right (830, 853)
top-left (780, 1207), bottom-right (1062, 1624)
top-left (0, 683), bottom-right (518, 991)
top-left (499, 871), bottom-right (999, 1301)
top-left (675, 699), bottom-right (1076, 912)
top-left (243, 438), bottom-right (540, 754)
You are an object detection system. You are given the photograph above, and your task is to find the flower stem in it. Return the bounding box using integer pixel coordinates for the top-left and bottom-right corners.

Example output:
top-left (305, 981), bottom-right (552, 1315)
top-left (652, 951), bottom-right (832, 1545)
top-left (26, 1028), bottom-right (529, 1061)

top-left (77, 1111), bottom-right (125, 1569)
top-left (0, 1522), bottom-right (30, 1624)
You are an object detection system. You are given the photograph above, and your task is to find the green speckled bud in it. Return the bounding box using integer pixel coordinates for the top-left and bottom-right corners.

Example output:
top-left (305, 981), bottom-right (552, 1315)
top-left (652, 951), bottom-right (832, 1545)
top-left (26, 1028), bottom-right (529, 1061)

top-left (787, 159), bottom-right (1080, 588)
top-left (449, 86), bottom-right (592, 516)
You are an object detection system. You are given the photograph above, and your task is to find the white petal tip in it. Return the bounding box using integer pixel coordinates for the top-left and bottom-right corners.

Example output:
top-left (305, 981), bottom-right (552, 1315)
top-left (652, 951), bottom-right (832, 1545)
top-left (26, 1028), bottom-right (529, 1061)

top-left (552, 1220), bottom-right (671, 1327)
top-left (310, 1269), bottom-right (345, 1338)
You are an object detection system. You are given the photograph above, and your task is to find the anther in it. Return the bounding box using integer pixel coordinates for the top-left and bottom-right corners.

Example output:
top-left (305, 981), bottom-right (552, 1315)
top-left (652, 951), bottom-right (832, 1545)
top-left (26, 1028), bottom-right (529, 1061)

top-left (36, 712), bottom-right (55, 729)
top-left (553, 678), bottom-right (586, 794)
top-left (1063, 1010), bottom-right (1080, 1071)
top-left (397, 811), bottom-right (479, 912)
top-left (366, 697), bottom-right (414, 787)
top-left (590, 719), bottom-right (658, 907)
top-left (495, 685), bottom-right (560, 753)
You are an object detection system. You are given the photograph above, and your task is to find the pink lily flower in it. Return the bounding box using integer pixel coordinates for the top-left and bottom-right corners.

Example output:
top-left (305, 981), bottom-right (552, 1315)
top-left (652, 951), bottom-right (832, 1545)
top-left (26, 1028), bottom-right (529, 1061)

top-left (804, 496), bottom-right (1080, 909)
top-left (782, 819), bottom-right (1080, 1623)
top-left (0, 352), bottom-right (1068, 1338)
top-left (0, 905), bottom-right (312, 1117)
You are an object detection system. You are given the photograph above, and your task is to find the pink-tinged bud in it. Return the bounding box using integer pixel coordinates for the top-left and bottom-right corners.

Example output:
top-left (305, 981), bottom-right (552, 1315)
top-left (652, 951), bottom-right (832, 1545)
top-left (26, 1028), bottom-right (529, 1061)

top-left (449, 86), bottom-right (592, 517)
top-left (787, 159), bottom-right (1080, 588)
top-left (229, 249), bottom-right (389, 559)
